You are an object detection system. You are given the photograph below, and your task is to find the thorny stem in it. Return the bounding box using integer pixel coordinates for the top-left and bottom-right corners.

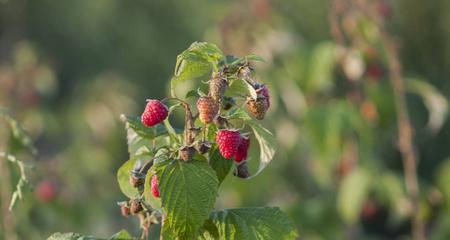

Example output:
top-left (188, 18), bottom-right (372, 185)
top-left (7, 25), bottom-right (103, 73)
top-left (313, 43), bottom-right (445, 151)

top-left (355, 2), bottom-right (425, 238)
top-left (138, 212), bottom-right (149, 240)
top-left (380, 29), bottom-right (425, 240)
top-left (162, 97), bottom-right (199, 146)
top-left (330, 1), bottom-right (426, 239)
top-left (329, 0), bottom-right (346, 46)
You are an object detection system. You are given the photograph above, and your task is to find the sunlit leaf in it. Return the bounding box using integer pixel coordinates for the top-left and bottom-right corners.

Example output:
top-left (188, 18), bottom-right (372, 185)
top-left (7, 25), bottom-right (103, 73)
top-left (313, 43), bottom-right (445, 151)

top-left (171, 42), bottom-right (224, 98)
top-left (226, 78), bottom-right (257, 100)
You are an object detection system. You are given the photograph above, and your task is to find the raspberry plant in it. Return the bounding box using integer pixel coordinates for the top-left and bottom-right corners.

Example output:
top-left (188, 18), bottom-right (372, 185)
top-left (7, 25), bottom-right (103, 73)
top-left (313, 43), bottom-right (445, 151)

top-left (48, 42), bottom-right (298, 240)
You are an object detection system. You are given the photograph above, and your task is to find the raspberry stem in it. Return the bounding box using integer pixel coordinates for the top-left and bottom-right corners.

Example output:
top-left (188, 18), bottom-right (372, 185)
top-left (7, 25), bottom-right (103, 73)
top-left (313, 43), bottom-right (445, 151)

top-left (161, 97), bottom-right (199, 146)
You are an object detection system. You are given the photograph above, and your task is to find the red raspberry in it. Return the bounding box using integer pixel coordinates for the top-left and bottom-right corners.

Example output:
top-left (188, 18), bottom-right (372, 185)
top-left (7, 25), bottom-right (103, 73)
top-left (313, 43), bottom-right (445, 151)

top-left (141, 99), bottom-right (168, 127)
top-left (234, 136), bottom-right (250, 163)
top-left (197, 96), bottom-right (219, 124)
top-left (216, 129), bottom-right (241, 159)
top-left (151, 175), bottom-right (160, 198)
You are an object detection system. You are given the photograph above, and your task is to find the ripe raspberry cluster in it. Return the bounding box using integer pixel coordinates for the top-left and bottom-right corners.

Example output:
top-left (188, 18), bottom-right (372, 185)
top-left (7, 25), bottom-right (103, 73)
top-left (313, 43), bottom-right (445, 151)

top-left (129, 61), bottom-right (271, 217)
top-left (137, 63), bottom-right (270, 177)
top-left (110, 43), bottom-right (297, 240)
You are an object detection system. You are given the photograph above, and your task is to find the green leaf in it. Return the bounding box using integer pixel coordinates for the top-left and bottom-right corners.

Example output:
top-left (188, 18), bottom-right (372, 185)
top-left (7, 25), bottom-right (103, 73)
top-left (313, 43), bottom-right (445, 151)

top-left (47, 232), bottom-right (98, 240)
top-left (226, 54), bottom-right (266, 66)
top-left (208, 207), bottom-right (298, 240)
top-left (182, 42), bottom-right (224, 62)
top-left (171, 62), bottom-right (211, 98)
top-left (244, 54), bottom-right (266, 63)
top-left (117, 153), bottom-right (153, 198)
top-left (109, 230), bottom-right (133, 240)
top-left (121, 114), bottom-right (167, 157)
top-left (121, 115), bottom-right (167, 139)
top-left (226, 108), bottom-right (252, 121)
top-left (199, 219), bottom-right (220, 239)
top-left (209, 145), bottom-right (233, 184)
top-left (161, 219), bottom-right (178, 239)
top-left (246, 121), bottom-right (276, 178)
top-left (226, 78), bottom-right (257, 99)
top-left (337, 168), bottom-right (370, 224)
top-left (171, 42), bottom-right (224, 98)
top-left (155, 159), bottom-right (219, 239)
top-left (0, 108), bottom-right (37, 155)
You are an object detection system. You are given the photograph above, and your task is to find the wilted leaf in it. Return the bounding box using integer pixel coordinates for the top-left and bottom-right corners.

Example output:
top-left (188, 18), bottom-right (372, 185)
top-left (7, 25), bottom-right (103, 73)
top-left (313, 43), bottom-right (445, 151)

top-left (407, 78), bottom-right (449, 133)
top-left (246, 121), bottom-right (276, 178)
top-left (208, 207), bottom-right (298, 240)
top-left (155, 159), bottom-right (219, 239)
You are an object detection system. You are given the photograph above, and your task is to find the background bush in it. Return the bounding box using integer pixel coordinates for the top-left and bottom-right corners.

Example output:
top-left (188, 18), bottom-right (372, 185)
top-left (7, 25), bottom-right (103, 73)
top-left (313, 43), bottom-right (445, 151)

top-left (0, 0), bottom-right (449, 239)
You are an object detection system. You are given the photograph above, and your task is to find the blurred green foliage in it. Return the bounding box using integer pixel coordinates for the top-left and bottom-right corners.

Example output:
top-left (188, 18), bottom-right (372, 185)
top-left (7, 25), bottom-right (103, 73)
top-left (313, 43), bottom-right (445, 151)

top-left (1, 0), bottom-right (450, 239)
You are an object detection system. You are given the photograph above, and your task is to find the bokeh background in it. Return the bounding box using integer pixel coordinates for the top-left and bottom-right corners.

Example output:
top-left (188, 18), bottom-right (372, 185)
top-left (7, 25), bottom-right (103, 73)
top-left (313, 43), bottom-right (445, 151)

top-left (1, 0), bottom-right (450, 239)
